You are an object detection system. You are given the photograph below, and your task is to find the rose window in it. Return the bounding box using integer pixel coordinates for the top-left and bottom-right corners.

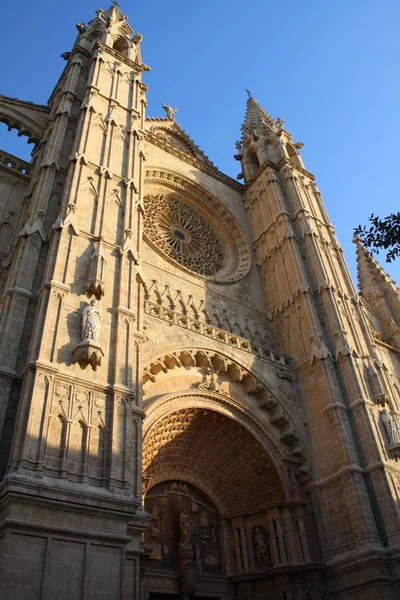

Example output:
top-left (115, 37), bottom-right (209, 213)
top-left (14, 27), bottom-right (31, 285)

top-left (143, 194), bottom-right (225, 277)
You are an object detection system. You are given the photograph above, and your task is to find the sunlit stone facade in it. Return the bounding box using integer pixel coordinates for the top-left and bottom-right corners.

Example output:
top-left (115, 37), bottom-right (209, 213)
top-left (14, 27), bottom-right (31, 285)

top-left (1, 5), bottom-right (400, 599)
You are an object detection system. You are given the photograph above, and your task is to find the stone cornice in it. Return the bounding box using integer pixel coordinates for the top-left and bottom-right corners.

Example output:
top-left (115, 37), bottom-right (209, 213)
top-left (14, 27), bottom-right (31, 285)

top-left (97, 41), bottom-right (150, 73)
top-left (144, 299), bottom-right (291, 368)
top-left (244, 157), bottom-right (316, 190)
top-left (374, 338), bottom-right (400, 355)
top-left (312, 464), bottom-right (365, 489)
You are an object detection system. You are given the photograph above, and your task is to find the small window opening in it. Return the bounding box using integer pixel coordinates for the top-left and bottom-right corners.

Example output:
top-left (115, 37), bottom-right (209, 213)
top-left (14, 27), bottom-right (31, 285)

top-left (113, 38), bottom-right (127, 55)
top-left (246, 151), bottom-right (260, 177)
top-left (286, 144), bottom-right (300, 165)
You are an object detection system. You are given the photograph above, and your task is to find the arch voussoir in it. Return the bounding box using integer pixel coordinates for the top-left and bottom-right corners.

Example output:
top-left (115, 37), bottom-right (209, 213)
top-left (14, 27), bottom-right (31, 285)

top-left (142, 346), bottom-right (311, 481)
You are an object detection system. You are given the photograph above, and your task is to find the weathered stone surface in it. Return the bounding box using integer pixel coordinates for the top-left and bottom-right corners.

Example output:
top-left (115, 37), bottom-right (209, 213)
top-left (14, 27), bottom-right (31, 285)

top-left (0, 4), bottom-right (400, 600)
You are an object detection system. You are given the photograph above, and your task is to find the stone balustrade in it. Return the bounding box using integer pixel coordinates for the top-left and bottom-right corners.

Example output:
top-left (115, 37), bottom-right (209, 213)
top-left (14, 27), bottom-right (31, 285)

top-left (0, 149), bottom-right (31, 176)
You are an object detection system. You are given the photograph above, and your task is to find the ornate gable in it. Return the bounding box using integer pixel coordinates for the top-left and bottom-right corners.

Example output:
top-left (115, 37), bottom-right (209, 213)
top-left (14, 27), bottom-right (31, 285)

top-left (145, 119), bottom-right (215, 168)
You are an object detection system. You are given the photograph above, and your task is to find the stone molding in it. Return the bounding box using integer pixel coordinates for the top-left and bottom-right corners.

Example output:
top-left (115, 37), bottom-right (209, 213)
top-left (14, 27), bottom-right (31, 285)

top-left (144, 299), bottom-right (289, 365)
top-left (145, 129), bottom-right (242, 191)
top-left (142, 348), bottom-right (307, 469)
top-left (143, 168), bottom-right (252, 283)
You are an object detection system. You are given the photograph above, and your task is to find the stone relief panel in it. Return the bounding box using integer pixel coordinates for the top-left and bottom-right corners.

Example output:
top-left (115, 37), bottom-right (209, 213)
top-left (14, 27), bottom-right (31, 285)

top-left (144, 480), bottom-right (222, 577)
top-left (142, 277), bottom-right (272, 352)
top-left (43, 379), bottom-right (109, 486)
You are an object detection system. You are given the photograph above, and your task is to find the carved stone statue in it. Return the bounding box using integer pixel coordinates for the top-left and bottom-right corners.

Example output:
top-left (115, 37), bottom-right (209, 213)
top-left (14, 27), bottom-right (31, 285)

top-left (253, 526), bottom-right (269, 570)
top-left (381, 409), bottom-right (400, 445)
top-left (199, 368), bottom-right (219, 392)
top-left (73, 298), bottom-right (104, 370)
top-left (179, 508), bottom-right (192, 549)
top-left (161, 101), bottom-right (178, 121)
top-left (81, 299), bottom-right (102, 342)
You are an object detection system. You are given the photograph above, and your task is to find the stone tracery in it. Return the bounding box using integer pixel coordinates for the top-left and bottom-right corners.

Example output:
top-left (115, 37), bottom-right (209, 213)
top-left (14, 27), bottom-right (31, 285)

top-left (143, 194), bottom-right (225, 277)
top-left (143, 169), bottom-right (252, 282)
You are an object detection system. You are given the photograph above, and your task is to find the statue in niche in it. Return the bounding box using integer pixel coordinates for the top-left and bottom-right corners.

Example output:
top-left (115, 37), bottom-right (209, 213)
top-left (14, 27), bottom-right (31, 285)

top-left (161, 101), bottom-right (178, 121)
top-left (81, 298), bottom-right (102, 342)
top-left (200, 512), bottom-right (209, 528)
top-left (179, 508), bottom-right (193, 549)
top-left (150, 504), bottom-right (160, 538)
top-left (253, 526), bottom-right (270, 570)
top-left (382, 409), bottom-right (400, 445)
top-left (73, 298), bottom-right (104, 369)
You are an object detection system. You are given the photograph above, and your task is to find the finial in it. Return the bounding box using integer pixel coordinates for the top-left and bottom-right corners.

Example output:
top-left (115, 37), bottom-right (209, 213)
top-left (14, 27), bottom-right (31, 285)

top-left (112, 0), bottom-right (120, 6)
top-left (161, 101), bottom-right (178, 121)
top-left (245, 87), bottom-right (252, 98)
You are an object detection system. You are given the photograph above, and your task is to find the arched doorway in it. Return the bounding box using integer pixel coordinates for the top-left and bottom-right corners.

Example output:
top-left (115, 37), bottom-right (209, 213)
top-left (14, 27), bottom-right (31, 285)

top-left (142, 405), bottom-right (320, 600)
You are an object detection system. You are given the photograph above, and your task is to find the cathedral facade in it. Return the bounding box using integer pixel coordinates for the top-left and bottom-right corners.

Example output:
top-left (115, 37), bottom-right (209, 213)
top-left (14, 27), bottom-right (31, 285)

top-left (1, 5), bottom-right (400, 600)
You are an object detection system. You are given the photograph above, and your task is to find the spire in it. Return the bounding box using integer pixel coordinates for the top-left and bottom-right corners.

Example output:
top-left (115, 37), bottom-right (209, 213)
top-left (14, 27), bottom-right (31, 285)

top-left (354, 236), bottom-right (400, 343)
top-left (241, 95), bottom-right (279, 139)
top-left (99, 3), bottom-right (132, 34)
top-left (355, 236), bottom-right (398, 300)
top-left (237, 94), bottom-right (301, 182)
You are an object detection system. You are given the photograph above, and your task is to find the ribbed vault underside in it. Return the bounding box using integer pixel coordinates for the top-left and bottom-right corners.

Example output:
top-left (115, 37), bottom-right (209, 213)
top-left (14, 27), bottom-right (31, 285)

top-left (143, 407), bottom-right (284, 515)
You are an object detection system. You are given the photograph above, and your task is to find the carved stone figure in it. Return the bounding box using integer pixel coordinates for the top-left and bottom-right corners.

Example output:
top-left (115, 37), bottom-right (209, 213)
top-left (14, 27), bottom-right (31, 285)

top-left (81, 299), bottom-right (102, 342)
top-left (253, 526), bottom-right (270, 570)
top-left (73, 298), bottom-right (104, 369)
top-left (381, 409), bottom-right (400, 445)
top-left (179, 508), bottom-right (192, 549)
top-left (199, 368), bottom-right (220, 392)
top-left (150, 504), bottom-right (160, 538)
top-left (161, 101), bottom-right (178, 120)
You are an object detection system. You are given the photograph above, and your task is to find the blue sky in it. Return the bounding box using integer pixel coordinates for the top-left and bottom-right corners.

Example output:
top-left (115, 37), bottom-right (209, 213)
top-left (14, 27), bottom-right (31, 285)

top-left (1, 0), bottom-right (400, 288)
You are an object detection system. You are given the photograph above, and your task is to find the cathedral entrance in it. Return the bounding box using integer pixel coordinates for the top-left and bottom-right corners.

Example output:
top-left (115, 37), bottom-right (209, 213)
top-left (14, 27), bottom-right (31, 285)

top-left (142, 404), bottom-right (319, 599)
top-left (144, 481), bottom-right (225, 598)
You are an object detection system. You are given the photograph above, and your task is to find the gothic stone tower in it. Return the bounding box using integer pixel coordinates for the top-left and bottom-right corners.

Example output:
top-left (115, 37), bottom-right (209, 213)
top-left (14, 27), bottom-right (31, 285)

top-left (1, 5), bottom-right (400, 600)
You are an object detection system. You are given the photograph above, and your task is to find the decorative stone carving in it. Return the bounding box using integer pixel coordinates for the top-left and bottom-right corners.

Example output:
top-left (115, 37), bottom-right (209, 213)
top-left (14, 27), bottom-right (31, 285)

top-left (82, 299), bottom-right (101, 341)
top-left (252, 526), bottom-right (270, 570)
top-left (381, 409), bottom-right (400, 458)
top-left (150, 504), bottom-right (160, 538)
top-left (73, 299), bottom-right (104, 370)
top-left (368, 364), bottom-right (387, 406)
top-left (143, 194), bottom-right (224, 278)
top-left (20, 210), bottom-right (46, 241)
top-left (85, 239), bottom-right (107, 299)
top-left (198, 368), bottom-right (220, 392)
top-left (161, 101), bottom-right (178, 121)
top-left (179, 508), bottom-right (193, 549)
top-left (144, 170), bottom-right (252, 281)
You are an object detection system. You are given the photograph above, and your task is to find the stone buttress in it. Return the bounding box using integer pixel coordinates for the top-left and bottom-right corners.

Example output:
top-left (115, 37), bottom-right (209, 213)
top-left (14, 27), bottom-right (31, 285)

top-left (237, 95), bottom-right (400, 597)
top-left (0, 6), bottom-right (151, 599)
